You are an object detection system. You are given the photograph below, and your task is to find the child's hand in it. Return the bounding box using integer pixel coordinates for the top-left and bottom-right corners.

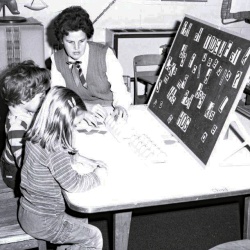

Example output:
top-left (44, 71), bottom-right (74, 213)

top-left (72, 153), bottom-right (108, 175)
top-left (94, 162), bottom-right (108, 185)
top-left (75, 154), bottom-right (100, 166)
top-left (91, 104), bottom-right (108, 123)
top-left (75, 154), bottom-right (107, 169)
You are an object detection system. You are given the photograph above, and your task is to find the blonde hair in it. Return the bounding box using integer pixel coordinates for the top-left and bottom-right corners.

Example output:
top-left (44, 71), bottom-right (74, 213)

top-left (26, 86), bottom-right (87, 153)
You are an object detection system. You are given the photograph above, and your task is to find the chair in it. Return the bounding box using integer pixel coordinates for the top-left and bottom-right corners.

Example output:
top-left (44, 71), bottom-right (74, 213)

top-left (133, 54), bottom-right (165, 105)
top-left (123, 75), bottom-right (131, 92)
top-left (221, 0), bottom-right (250, 24)
top-left (123, 75), bottom-right (134, 104)
top-left (0, 198), bottom-right (47, 250)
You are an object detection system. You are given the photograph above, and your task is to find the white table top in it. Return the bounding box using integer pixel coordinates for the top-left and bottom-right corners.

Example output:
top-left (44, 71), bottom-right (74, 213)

top-left (64, 105), bottom-right (250, 213)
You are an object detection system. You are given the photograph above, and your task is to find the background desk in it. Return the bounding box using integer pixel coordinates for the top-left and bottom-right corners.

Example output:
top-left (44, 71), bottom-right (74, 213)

top-left (64, 105), bottom-right (250, 250)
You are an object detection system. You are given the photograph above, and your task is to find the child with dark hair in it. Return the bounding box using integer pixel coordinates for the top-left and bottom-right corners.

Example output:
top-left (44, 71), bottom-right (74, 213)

top-left (51, 6), bottom-right (131, 121)
top-left (0, 60), bottom-right (50, 196)
top-left (18, 86), bottom-right (107, 249)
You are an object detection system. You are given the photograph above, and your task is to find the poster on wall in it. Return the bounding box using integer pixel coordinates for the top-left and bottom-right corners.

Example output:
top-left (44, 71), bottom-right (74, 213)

top-left (148, 14), bottom-right (250, 165)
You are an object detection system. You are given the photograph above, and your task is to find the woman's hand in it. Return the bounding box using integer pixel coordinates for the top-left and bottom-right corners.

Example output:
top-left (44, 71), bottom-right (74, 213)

top-left (91, 104), bottom-right (108, 123)
top-left (113, 106), bottom-right (128, 122)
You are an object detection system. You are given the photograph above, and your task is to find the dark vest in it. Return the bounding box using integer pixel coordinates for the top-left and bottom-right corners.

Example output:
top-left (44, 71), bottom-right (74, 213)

top-left (54, 42), bottom-right (113, 105)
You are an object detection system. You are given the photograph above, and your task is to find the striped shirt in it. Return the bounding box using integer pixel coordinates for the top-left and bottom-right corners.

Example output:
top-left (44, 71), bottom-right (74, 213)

top-left (1, 106), bottom-right (33, 168)
top-left (20, 141), bottom-right (101, 216)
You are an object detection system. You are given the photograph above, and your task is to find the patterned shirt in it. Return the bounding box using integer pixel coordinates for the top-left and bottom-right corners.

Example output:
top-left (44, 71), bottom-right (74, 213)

top-left (1, 106), bottom-right (33, 168)
top-left (20, 141), bottom-right (101, 216)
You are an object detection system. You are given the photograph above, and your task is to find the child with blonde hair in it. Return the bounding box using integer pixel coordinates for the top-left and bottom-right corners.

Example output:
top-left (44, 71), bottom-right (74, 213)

top-left (18, 86), bottom-right (107, 250)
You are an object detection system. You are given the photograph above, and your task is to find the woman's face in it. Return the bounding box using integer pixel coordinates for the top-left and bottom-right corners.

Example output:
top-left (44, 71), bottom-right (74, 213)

top-left (62, 30), bottom-right (88, 61)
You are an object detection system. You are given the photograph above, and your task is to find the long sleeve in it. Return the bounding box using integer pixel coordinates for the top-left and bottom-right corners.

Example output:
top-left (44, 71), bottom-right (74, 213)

top-left (20, 142), bottom-right (101, 216)
top-left (2, 108), bottom-right (33, 168)
top-left (49, 150), bottom-right (101, 193)
top-left (50, 53), bottom-right (67, 87)
top-left (106, 48), bottom-right (132, 110)
top-left (6, 124), bottom-right (26, 168)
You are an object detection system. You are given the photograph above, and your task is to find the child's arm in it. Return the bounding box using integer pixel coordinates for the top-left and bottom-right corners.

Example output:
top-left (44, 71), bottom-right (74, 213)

top-left (93, 163), bottom-right (108, 185)
top-left (50, 150), bottom-right (108, 192)
top-left (7, 124), bottom-right (27, 168)
top-left (72, 153), bottom-right (108, 185)
top-left (73, 153), bottom-right (104, 167)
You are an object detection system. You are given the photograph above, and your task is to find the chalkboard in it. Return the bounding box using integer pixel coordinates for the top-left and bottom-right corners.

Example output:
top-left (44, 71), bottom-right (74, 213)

top-left (148, 15), bottom-right (250, 165)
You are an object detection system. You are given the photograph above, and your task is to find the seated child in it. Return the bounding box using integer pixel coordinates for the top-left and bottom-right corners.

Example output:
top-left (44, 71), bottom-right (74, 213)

top-left (18, 86), bottom-right (108, 250)
top-left (0, 60), bottom-right (50, 196)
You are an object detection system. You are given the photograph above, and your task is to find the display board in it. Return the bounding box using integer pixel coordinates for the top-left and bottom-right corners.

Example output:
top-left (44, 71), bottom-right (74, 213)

top-left (148, 15), bottom-right (250, 165)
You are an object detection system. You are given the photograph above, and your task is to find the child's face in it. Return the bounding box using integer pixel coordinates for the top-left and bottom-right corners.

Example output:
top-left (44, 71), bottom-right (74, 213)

top-left (22, 92), bottom-right (45, 113)
top-left (62, 30), bottom-right (88, 61)
top-left (73, 110), bottom-right (85, 127)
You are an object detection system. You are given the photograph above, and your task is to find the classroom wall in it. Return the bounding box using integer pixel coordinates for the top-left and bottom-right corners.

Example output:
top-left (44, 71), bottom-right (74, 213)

top-left (7, 0), bottom-right (250, 61)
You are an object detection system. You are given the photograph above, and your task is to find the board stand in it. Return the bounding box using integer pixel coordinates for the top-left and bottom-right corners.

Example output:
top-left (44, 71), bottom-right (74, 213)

top-left (209, 112), bottom-right (250, 167)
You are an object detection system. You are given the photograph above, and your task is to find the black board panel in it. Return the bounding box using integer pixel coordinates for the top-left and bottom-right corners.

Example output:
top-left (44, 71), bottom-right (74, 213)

top-left (149, 15), bottom-right (250, 165)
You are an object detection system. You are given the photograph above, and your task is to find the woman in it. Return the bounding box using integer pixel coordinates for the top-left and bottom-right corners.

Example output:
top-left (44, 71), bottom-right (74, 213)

top-left (50, 6), bottom-right (131, 121)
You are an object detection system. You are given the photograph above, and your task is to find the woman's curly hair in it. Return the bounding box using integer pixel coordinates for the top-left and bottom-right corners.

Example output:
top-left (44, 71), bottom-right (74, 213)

top-left (54, 6), bottom-right (94, 42)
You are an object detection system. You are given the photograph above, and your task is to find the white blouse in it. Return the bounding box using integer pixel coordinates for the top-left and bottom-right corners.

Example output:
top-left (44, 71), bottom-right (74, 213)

top-left (50, 43), bottom-right (132, 110)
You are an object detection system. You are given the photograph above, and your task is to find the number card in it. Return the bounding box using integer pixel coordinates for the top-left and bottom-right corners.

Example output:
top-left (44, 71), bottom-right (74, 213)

top-left (148, 15), bottom-right (250, 165)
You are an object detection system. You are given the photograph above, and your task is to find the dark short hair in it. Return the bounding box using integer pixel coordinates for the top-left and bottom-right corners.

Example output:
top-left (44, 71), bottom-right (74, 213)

top-left (0, 60), bottom-right (51, 106)
top-left (54, 6), bottom-right (94, 42)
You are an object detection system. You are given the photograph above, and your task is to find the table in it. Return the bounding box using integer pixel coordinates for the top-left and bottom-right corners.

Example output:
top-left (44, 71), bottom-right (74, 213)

top-left (64, 105), bottom-right (250, 250)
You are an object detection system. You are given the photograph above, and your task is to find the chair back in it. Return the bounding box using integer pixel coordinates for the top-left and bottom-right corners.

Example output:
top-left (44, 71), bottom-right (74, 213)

top-left (123, 75), bottom-right (134, 104)
top-left (133, 54), bottom-right (164, 104)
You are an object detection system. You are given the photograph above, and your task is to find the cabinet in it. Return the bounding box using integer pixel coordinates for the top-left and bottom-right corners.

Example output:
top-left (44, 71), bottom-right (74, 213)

top-left (0, 18), bottom-right (44, 152)
top-left (106, 29), bottom-right (176, 76)
top-left (0, 17), bottom-right (45, 70)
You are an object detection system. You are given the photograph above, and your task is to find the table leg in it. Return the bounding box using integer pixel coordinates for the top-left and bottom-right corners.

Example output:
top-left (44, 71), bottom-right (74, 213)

top-left (113, 211), bottom-right (132, 250)
top-left (243, 196), bottom-right (250, 239)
